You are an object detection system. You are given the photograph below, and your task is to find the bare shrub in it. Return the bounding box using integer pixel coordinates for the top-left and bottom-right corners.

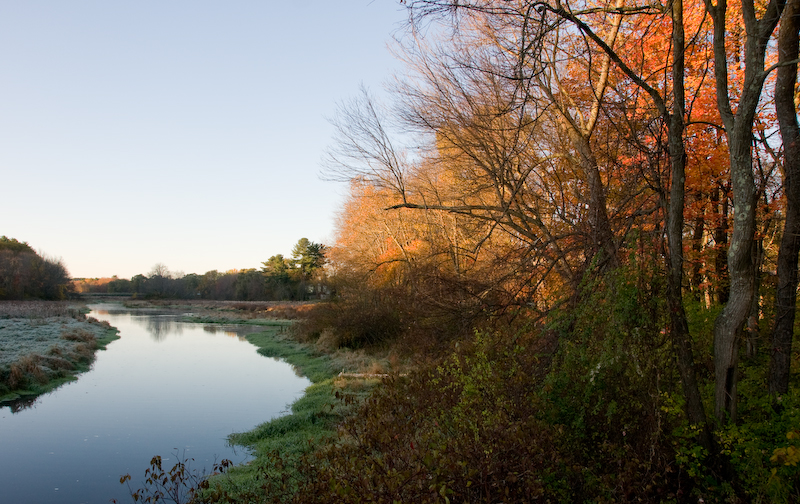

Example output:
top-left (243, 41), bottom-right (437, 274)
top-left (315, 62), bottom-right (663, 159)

top-left (71, 343), bottom-right (96, 363)
top-left (314, 328), bottom-right (339, 353)
top-left (262, 303), bottom-right (315, 319)
top-left (232, 302), bottom-right (258, 311)
top-left (86, 316), bottom-right (111, 328)
top-left (26, 357), bottom-right (48, 384)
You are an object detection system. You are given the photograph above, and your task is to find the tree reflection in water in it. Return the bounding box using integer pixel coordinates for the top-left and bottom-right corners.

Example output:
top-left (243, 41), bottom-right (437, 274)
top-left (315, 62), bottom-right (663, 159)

top-left (128, 315), bottom-right (184, 342)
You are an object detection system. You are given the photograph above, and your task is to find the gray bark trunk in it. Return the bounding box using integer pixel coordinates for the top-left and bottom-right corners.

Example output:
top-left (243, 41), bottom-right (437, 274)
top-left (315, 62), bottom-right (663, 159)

top-left (770, 0), bottom-right (800, 395)
top-left (707, 0), bottom-right (785, 423)
top-left (713, 143), bottom-right (757, 423)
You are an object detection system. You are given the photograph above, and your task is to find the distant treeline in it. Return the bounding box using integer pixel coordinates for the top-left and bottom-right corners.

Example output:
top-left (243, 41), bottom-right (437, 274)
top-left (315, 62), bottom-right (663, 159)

top-left (73, 238), bottom-right (328, 301)
top-left (0, 236), bottom-right (72, 300)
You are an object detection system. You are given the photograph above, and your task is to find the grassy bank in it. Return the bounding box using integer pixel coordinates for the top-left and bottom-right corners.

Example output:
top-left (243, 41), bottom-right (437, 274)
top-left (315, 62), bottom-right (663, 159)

top-left (113, 300), bottom-right (402, 502)
top-left (200, 324), bottom-right (390, 502)
top-left (0, 301), bottom-right (120, 405)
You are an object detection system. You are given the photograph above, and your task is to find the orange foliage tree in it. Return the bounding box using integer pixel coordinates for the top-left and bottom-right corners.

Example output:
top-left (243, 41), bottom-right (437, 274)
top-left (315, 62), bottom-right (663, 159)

top-left (322, 0), bottom-right (792, 484)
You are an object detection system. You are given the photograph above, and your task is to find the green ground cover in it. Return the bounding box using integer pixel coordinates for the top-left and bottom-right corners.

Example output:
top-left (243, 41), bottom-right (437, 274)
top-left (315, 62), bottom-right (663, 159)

top-left (200, 325), bottom-right (384, 502)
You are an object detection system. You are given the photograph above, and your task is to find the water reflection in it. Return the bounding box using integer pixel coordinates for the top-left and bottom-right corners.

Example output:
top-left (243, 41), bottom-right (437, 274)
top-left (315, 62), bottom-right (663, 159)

top-left (202, 324), bottom-right (250, 341)
top-left (3, 395), bottom-right (38, 413)
top-left (140, 315), bottom-right (183, 341)
top-left (94, 307), bottom-right (256, 342)
top-left (0, 304), bottom-right (310, 504)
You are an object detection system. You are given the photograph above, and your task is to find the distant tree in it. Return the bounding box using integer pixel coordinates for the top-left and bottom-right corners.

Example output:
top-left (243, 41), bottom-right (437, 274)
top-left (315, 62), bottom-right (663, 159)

top-left (107, 277), bottom-right (133, 293)
top-left (131, 274), bottom-right (147, 295)
top-left (291, 238), bottom-right (327, 280)
top-left (235, 269), bottom-right (267, 300)
top-left (180, 273), bottom-right (202, 298)
top-left (260, 255), bottom-right (293, 300)
top-left (291, 238), bottom-right (311, 261)
top-left (149, 263), bottom-right (170, 279)
top-left (36, 255), bottom-right (71, 299)
top-left (262, 254), bottom-right (290, 281)
top-left (0, 237), bottom-right (70, 300)
top-left (0, 236), bottom-right (35, 254)
top-left (147, 263), bottom-right (171, 298)
top-left (214, 273), bottom-right (238, 300)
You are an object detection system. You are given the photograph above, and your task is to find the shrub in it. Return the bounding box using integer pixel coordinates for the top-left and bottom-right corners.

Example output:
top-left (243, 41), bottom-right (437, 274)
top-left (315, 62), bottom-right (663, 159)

top-left (294, 290), bottom-right (404, 349)
top-left (284, 260), bottom-right (685, 503)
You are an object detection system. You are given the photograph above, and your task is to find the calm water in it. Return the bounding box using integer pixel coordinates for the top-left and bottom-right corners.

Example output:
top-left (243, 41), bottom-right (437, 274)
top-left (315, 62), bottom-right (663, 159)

top-left (0, 304), bottom-right (310, 504)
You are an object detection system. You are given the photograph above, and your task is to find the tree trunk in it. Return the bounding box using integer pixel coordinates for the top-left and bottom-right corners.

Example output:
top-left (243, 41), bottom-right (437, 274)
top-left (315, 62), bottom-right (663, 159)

top-left (571, 132), bottom-right (618, 270)
top-left (712, 184), bottom-right (730, 303)
top-left (746, 229), bottom-right (765, 357)
top-left (691, 209), bottom-right (706, 300)
top-left (707, 0), bottom-right (784, 424)
top-left (667, 0), bottom-right (714, 450)
top-left (770, 0), bottom-right (800, 395)
top-left (713, 141), bottom-right (758, 423)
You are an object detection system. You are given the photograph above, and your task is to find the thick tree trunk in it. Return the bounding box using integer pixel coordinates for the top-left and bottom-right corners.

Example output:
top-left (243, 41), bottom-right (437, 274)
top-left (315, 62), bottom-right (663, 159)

top-left (714, 142), bottom-right (757, 423)
top-left (770, 0), bottom-right (800, 395)
top-left (707, 0), bottom-right (784, 424)
top-left (747, 232), bottom-right (764, 357)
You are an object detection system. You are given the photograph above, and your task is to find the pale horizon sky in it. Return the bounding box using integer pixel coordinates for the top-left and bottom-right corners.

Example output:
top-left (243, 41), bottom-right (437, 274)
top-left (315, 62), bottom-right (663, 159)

top-left (0, 1), bottom-right (409, 279)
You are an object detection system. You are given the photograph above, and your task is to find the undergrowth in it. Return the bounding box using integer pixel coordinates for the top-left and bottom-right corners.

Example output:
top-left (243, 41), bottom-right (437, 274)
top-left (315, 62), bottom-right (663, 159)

top-left (118, 263), bottom-right (800, 503)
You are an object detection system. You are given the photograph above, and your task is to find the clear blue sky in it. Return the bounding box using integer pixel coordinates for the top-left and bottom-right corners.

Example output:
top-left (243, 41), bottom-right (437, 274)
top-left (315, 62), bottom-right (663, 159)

top-left (0, 1), bottom-right (408, 279)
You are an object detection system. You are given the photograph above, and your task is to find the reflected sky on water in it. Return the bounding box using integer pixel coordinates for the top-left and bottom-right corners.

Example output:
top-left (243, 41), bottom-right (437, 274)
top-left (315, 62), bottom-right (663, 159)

top-left (0, 304), bottom-right (309, 504)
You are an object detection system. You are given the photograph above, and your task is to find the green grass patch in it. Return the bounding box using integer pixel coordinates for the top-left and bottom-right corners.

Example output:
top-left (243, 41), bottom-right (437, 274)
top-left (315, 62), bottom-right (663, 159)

top-left (0, 371), bottom-right (94, 405)
top-left (214, 380), bottom-right (342, 499)
top-left (204, 325), bottom-right (380, 501)
top-left (96, 327), bottom-right (121, 348)
top-left (244, 330), bottom-right (338, 383)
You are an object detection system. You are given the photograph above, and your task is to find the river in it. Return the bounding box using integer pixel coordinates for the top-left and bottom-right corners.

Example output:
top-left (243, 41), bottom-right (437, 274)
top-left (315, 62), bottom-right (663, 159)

top-left (0, 303), bottom-right (310, 503)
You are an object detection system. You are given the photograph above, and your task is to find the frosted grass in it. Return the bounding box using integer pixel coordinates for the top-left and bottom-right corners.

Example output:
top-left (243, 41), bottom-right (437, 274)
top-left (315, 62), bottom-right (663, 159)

top-left (0, 316), bottom-right (112, 368)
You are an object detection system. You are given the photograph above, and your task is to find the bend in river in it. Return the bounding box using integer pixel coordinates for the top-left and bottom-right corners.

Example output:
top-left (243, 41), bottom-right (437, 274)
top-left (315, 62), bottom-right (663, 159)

top-left (0, 303), bottom-right (310, 504)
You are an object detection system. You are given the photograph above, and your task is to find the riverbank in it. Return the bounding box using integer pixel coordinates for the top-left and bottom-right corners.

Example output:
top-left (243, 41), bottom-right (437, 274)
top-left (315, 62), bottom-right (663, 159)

top-left (158, 310), bottom-right (397, 502)
top-left (104, 299), bottom-right (402, 502)
top-left (0, 301), bottom-right (120, 406)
